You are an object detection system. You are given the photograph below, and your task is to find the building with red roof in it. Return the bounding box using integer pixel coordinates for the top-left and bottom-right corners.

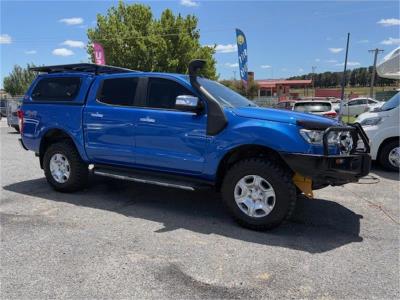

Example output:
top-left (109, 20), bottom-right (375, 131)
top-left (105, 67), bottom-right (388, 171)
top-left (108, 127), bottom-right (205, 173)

top-left (256, 79), bottom-right (312, 99)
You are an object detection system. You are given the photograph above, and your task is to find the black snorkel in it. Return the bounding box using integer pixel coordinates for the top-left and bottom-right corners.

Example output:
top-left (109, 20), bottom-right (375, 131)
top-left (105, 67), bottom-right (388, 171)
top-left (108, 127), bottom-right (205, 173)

top-left (189, 59), bottom-right (227, 135)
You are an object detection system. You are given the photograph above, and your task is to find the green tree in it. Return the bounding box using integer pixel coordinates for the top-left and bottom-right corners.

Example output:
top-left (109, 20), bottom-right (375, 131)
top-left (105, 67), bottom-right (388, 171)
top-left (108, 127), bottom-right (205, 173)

top-left (3, 64), bottom-right (37, 96)
top-left (87, 1), bottom-right (217, 79)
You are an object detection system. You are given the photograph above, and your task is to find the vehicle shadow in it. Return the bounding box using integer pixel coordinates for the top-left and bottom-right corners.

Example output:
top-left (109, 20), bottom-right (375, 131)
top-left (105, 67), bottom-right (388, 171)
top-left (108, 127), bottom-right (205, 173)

top-left (3, 176), bottom-right (363, 254)
top-left (370, 162), bottom-right (399, 181)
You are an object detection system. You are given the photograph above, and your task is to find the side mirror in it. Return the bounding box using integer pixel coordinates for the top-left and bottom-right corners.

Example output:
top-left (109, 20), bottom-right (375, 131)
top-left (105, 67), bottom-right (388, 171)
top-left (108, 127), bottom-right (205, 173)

top-left (175, 95), bottom-right (202, 113)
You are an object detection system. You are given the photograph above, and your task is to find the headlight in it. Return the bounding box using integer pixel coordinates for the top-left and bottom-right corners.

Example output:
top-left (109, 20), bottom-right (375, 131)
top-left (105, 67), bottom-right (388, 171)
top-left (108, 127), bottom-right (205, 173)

top-left (360, 117), bottom-right (382, 126)
top-left (300, 129), bottom-right (340, 144)
top-left (300, 129), bottom-right (353, 154)
top-left (299, 129), bottom-right (324, 144)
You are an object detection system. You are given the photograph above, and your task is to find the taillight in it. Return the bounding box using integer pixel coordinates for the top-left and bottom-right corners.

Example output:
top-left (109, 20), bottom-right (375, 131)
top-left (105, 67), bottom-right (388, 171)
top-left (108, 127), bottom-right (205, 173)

top-left (17, 110), bottom-right (24, 134)
top-left (324, 111), bottom-right (337, 118)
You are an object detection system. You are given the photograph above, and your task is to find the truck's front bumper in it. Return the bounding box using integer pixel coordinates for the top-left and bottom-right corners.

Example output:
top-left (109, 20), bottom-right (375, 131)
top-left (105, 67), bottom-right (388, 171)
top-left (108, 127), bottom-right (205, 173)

top-left (281, 122), bottom-right (372, 189)
top-left (281, 153), bottom-right (371, 188)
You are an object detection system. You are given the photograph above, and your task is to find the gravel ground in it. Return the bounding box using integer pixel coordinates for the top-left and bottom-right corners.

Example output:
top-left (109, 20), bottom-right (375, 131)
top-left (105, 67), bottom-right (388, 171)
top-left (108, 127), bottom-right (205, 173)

top-left (1, 120), bottom-right (399, 299)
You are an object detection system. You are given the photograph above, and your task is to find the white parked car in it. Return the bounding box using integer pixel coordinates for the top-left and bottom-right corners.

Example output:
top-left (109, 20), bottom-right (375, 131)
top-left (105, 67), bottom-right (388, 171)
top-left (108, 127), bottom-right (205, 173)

top-left (356, 93), bottom-right (399, 171)
top-left (340, 97), bottom-right (383, 117)
top-left (293, 101), bottom-right (337, 118)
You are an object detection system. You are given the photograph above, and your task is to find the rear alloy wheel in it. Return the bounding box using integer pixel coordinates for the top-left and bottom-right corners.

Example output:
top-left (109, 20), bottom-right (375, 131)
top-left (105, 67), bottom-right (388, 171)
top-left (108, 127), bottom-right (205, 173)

top-left (49, 153), bottom-right (71, 183)
top-left (222, 158), bottom-right (296, 230)
top-left (43, 141), bottom-right (88, 192)
top-left (379, 140), bottom-right (400, 172)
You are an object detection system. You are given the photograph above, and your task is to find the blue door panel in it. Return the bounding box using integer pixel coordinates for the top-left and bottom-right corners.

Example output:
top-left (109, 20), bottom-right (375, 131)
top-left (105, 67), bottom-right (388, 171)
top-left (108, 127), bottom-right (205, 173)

top-left (83, 105), bottom-right (136, 165)
top-left (135, 109), bottom-right (207, 174)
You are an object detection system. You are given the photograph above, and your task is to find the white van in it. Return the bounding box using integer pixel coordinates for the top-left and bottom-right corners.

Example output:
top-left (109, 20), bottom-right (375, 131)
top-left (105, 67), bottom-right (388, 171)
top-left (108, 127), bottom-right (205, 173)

top-left (356, 93), bottom-right (399, 171)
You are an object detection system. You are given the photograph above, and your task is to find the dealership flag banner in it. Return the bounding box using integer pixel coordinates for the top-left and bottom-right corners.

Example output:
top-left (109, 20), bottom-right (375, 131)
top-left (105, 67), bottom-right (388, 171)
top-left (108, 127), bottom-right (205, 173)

top-left (93, 42), bottom-right (106, 65)
top-left (236, 28), bottom-right (248, 85)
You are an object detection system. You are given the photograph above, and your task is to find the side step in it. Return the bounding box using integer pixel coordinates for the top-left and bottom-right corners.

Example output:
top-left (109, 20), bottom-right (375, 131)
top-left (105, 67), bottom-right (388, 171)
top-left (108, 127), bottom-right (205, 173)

top-left (92, 166), bottom-right (212, 191)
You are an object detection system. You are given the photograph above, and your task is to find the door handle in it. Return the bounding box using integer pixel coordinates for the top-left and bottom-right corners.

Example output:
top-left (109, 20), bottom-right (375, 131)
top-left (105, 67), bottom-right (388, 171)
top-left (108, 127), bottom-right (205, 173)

top-left (139, 116), bottom-right (155, 123)
top-left (90, 112), bottom-right (103, 118)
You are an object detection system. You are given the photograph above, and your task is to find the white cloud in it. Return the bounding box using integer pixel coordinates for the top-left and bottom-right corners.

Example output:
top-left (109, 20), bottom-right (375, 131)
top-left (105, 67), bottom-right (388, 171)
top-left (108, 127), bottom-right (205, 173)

top-left (357, 39), bottom-right (369, 44)
top-left (335, 61), bottom-right (360, 67)
top-left (377, 18), bottom-right (400, 27)
top-left (52, 48), bottom-right (74, 56)
top-left (329, 48), bottom-right (344, 53)
top-left (25, 50), bottom-right (37, 55)
top-left (225, 62), bottom-right (239, 68)
top-left (380, 37), bottom-right (400, 45)
top-left (180, 0), bottom-right (199, 7)
top-left (0, 34), bottom-right (12, 44)
top-left (325, 59), bottom-right (337, 63)
top-left (260, 65), bottom-right (272, 69)
top-left (298, 68), bottom-right (304, 72)
top-left (315, 58), bottom-right (321, 62)
top-left (213, 44), bottom-right (237, 53)
top-left (61, 40), bottom-right (85, 48)
top-left (59, 17), bottom-right (84, 25)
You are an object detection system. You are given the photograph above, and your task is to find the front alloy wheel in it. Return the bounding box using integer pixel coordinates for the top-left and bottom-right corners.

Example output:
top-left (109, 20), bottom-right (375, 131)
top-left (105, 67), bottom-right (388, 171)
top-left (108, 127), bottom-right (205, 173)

top-left (379, 140), bottom-right (400, 172)
top-left (234, 175), bottom-right (276, 218)
top-left (388, 146), bottom-right (400, 169)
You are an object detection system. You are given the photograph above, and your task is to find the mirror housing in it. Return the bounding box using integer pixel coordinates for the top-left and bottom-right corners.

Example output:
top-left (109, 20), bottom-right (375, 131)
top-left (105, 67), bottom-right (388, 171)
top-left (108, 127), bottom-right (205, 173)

top-left (175, 95), bottom-right (202, 113)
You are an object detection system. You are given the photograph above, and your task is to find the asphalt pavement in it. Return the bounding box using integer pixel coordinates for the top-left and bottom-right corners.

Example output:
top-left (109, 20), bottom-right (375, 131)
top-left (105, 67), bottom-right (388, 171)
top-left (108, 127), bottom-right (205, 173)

top-left (1, 119), bottom-right (399, 299)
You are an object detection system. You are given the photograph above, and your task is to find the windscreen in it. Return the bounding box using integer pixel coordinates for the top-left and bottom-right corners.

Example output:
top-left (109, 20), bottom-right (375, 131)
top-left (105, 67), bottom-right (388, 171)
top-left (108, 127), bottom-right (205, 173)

top-left (198, 78), bottom-right (256, 108)
top-left (380, 93), bottom-right (399, 111)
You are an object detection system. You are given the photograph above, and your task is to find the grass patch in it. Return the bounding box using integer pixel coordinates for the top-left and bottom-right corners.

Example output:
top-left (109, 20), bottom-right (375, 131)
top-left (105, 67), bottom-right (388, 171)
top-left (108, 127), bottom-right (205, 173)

top-left (341, 115), bottom-right (357, 124)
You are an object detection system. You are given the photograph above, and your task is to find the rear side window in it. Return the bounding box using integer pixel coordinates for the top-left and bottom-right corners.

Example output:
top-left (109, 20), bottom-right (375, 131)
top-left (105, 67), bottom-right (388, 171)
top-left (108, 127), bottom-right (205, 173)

top-left (97, 77), bottom-right (138, 106)
top-left (32, 77), bottom-right (81, 101)
top-left (146, 78), bottom-right (194, 109)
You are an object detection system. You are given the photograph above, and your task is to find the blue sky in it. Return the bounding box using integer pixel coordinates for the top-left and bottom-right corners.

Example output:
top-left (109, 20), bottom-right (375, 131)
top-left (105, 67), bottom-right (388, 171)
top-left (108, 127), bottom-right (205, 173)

top-left (1, 0), bottom-right (399, 86)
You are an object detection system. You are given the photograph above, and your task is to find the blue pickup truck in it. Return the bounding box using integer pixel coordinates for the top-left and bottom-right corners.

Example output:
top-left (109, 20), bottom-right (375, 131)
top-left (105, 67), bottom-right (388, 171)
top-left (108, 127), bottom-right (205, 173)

top-left (19, 61), bottom-right (371, 230)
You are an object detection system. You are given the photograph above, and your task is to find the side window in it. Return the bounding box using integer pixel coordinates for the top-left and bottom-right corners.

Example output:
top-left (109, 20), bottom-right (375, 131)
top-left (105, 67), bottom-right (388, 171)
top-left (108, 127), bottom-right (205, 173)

top-left (32, 77), bottom-right (81, 101)
top-left (368, 99), bottom-right (376, 104)
top-left (97, 77), bottom-right (138, 106)
top-left (349, 100), bottom-right (361, 106)
top-left (146, 78), bottom-right (194, 109)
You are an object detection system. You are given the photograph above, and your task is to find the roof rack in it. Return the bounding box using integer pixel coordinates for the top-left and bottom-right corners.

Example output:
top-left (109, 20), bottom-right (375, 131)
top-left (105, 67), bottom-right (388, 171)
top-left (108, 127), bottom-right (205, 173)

top-left (29, 63), bottom-right (138, 75)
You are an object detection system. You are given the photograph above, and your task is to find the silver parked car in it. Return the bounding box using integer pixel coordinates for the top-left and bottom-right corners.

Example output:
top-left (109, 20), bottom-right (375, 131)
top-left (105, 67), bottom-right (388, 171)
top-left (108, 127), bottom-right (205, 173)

top-left (7, 100), bottom-right (21, 132)
top-left (340, 97), bottom-right (383, 117)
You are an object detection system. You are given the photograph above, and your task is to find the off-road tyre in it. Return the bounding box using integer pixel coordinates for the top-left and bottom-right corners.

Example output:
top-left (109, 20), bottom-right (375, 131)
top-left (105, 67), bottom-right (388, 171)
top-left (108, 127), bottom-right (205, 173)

top-left (221, 158), bottom-right (296, 230)
top-left (43, 141), bottom-right (88, 192)
top-left (379, 140), bottom-right (400, 172)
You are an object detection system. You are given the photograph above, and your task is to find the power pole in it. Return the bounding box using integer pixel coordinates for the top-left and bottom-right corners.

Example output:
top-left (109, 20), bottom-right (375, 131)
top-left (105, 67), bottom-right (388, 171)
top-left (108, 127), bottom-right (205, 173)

top-left (339, 33), bottom-right (350, 123)
top-left (368, 48), bottom-right (384, 98)
top-left (233, 70), bottom-right (237, 81)
top-left (311, 66), bottom-right (317, 96)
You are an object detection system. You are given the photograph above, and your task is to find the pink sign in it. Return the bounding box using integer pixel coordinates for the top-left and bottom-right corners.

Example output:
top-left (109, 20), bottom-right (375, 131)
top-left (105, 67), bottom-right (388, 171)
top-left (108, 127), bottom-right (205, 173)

top-left (93, 42), bottom-right (105, 65)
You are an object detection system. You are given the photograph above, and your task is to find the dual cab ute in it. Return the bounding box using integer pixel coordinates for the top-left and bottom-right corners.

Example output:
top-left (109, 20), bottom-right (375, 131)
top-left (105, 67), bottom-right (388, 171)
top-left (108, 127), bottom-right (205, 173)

top-left (19, 61), bottom-right (371, 230)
